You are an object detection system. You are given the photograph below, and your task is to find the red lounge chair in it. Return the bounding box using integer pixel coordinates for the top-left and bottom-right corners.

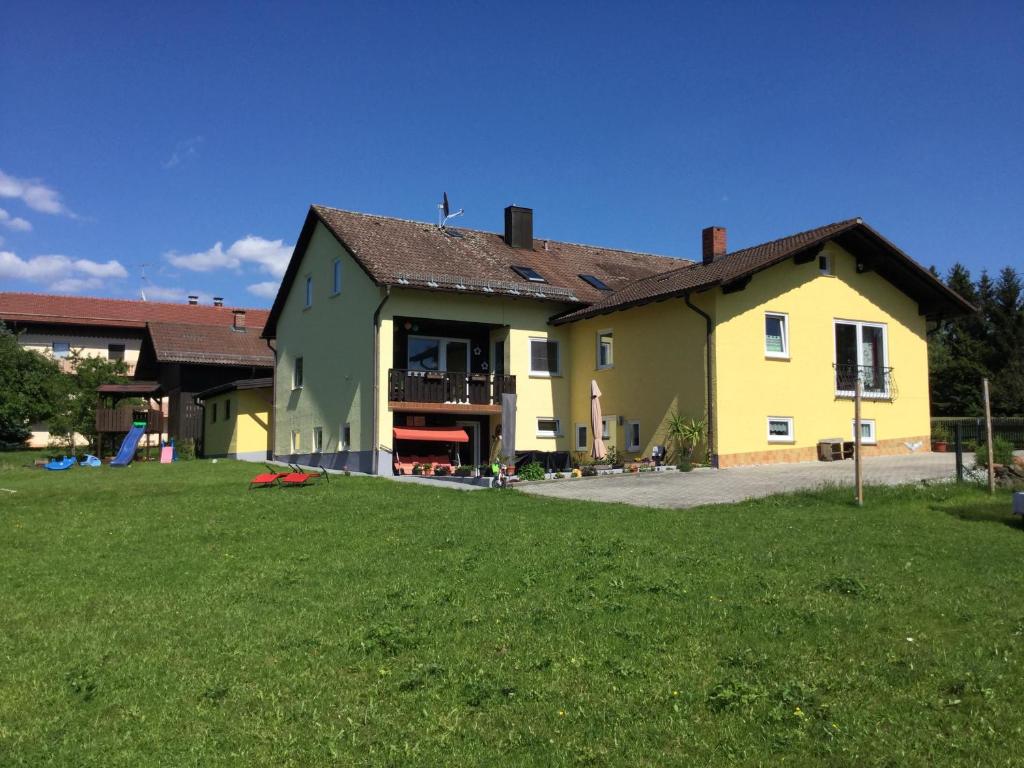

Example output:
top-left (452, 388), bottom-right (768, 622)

top-left (280, 465), bottom-right (329, 487)
top-left (249, 471), bottom-right (288, 489)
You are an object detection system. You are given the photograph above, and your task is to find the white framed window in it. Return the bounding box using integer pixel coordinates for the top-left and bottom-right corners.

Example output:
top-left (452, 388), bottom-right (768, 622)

top-left (292, 357), bottom-right (304, 389)
top-left (601, 417), bottom-right (612, 440)
top-left (626, 421), bottom-right (641, 451)
top-left (407, 335), bottom-right (470, 372)
top-left (341, 423), bottom-right (351, 451)
top-left (313, 426), bottom-right (323, 453)
top-left (597, 330), bottom-right (613, 369)
top-left (536, 418), bottom-right (561, 438)
top-left (291, 430), bottom-right (301, 453)
top-left (765, 312), bottom-right (789, 359)
top-left (852, 419), bottom-right (876, 445)
top-left (819, 253), bottom-right (833, 275)
top-left (767, 416), bottom-right (794, 443)
top-left (332, 259), bottom-right (342, 295)
top-left (575, 424), bottom-right (588, 451)
top-left (304, 275), bottom-right (313, 308)
top-left (52, 341), bottom-right (71, 358)
top-left (834, 320), bottom-right (889, 397)
top-left (529, 337), bottom-right (560, 376)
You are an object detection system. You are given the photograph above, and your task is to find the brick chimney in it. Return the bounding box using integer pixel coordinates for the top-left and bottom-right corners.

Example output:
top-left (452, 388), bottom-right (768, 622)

top-left (187, 295), bottom-right (199, 305)
top-left (232, 309), bottom-right (246, 331)
top-left (702, 226), bottom-right (727, 265)
top-left (213, 296), bottom-right (224, 307)
top-left (504, 205), bottom-right (533, 249)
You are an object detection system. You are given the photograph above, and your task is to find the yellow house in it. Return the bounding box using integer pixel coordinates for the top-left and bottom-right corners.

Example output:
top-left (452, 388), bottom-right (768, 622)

top-left (195, 378), bottom-right (272, 461)
top-left (262, 205), bottom-right (971, 473)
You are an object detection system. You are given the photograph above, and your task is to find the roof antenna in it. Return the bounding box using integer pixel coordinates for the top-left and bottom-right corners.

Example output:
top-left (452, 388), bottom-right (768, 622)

top-left (438, 192), bottom-right (464, 230)
top-left (139, 263), bottom-right (150, 301)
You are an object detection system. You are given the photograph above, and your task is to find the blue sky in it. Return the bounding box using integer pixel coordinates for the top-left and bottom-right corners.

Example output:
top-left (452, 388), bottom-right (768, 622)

top-left (1, 1), bottom-right (1021, 307)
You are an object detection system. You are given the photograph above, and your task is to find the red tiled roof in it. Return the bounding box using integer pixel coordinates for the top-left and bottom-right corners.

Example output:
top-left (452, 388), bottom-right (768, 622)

top-left (0, 292), bottom-right (270, 330)
top-left (146, 321), bottom-right (273, 367)
top-left (553, 218), bottom-right (974, 323)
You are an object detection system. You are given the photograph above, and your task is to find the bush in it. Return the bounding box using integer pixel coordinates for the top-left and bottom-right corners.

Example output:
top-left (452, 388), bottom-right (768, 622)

top-left (433, 465), bottom-right (450, 477)
top-left (974, 436), bottom-right (1015, 469)
top-left (175, 438), bottom-right (196, 461)
top-left (677, 458), bottom-right (693, 472)
top-left (518, 461), bottom-right (545, 481)
top-left (454, 465), bottom-right (474, 477)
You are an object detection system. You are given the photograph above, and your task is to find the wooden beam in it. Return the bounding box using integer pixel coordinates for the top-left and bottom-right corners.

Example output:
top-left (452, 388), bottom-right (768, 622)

top-left (721, 275), bottom-right (752, 294)
top-left (389, 401), bottom-right (502, 415)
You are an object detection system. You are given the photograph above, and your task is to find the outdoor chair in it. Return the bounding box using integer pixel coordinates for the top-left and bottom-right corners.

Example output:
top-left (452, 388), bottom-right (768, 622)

top-left (248, 471), bottom-right (288, 489)
top-left (280, 465), bottom-right (329, 487)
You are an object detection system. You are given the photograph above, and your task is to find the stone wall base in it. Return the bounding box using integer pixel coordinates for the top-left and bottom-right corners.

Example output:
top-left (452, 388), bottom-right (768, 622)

top-left (717, 435), bottom-right (931, 468)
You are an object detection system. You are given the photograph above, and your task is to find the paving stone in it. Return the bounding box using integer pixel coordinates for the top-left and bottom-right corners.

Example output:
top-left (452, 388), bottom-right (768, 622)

top-left (516, 453), bottom-right (963, 509)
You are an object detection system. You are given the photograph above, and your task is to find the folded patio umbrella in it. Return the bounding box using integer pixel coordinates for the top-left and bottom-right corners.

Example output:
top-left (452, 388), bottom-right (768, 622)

top-left (501, 393), bottom-right (517, 461)
top-left (591, 379), bottom-right (606, 460)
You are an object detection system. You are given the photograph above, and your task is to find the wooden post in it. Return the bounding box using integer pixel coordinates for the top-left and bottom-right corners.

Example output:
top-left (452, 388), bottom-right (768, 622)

top-left (854, 377), bottom-right (863, 506)
top-left (983, 377), bottom-right (995, 494)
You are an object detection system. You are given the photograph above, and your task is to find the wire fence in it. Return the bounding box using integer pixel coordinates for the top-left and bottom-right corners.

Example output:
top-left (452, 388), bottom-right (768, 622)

top-left (931, 417), bottom-right (1024, 483)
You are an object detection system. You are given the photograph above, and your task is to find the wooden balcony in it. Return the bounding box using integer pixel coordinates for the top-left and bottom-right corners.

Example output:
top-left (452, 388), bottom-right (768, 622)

top-left (95, 407), bottom-right (164, 433)
top-left (388, 369), bottom-right (515, 414)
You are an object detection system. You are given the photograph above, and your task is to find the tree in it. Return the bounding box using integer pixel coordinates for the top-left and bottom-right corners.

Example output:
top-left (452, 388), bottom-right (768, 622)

top-left (929, 264), bottom-right (1024, 417)
top-left (0, 322), bottom-right (67, 446)
top-left (47, 350), bottom-right (129, 451)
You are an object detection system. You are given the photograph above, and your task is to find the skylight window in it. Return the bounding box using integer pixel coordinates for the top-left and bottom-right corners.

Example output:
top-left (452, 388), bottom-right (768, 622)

top-left (579, 274), bottom-right (612, 291)
top-left (511, 265), bottom-right (546, 283)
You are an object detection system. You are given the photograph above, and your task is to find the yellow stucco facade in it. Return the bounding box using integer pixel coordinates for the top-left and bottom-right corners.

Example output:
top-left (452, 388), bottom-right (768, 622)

top-left (270, 222), bottom-right (934, 473)
top-left (708, 241), bottom-right (929, 466)
top-left (202, 387), bottom-right (271, 461)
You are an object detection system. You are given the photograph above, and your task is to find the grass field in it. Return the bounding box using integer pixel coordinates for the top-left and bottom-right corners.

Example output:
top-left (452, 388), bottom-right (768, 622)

top-left (1, 454), bottom-right (1023, 766)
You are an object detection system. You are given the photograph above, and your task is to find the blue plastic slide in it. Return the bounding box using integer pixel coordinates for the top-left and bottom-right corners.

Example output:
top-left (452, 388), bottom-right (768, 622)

top-left (111, 423), bottom-right (146, 467)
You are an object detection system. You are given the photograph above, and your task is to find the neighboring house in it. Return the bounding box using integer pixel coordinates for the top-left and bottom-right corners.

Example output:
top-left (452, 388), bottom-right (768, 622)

top-left (133, 313), bottom-right (273, 448)
top-left (194, 378), bottom-right (272, 461)
top-left (262, 204), bottom-right (972, 473)
top-left (0, 292), bottom-right (270, 448)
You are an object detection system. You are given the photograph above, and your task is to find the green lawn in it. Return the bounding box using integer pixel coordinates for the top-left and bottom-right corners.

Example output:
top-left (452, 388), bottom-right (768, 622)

top-left (1, 456), bottom-right (1022, 767)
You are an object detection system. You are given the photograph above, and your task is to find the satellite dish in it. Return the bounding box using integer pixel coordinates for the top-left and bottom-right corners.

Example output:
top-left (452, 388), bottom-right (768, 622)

top-left (437, 192), bottom-right (464, 230)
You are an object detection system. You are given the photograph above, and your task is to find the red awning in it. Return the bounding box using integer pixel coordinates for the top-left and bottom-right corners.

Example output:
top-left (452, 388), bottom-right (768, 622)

top-left (393, 426), bottom-right (470, 443)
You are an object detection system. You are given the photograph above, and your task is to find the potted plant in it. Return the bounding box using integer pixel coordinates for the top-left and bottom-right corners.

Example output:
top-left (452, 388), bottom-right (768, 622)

top-left (411, 463), bottom-right (424, 476)
top-left (931, 423), bottom-right (950, 452)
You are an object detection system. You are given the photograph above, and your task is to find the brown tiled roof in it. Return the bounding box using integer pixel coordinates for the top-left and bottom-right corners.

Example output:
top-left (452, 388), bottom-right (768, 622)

top-left (146, 321), bottom-right (273, 367)
top-left (553, 218), bottom-right (974, 323)
top-left (263, 206), bottom-right (688, 337)
top-left (0, 292), bottom-right (269, 330)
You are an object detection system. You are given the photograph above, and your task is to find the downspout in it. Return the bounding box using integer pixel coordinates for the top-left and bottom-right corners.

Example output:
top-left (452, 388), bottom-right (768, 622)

top-left (265, 337), bottom-right (277, 461)
top-left (371, 286), bottom-right (392, 475)
top-left (683, 292), bottom-right (717, 468)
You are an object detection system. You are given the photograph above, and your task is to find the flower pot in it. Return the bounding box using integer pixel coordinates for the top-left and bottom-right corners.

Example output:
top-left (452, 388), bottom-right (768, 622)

top-left (932, 441), bottom-right (948, 453)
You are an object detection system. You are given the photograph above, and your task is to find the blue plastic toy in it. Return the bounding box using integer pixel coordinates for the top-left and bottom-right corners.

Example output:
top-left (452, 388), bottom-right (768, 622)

top-left (44, 456), bottom-right (76, 471)
top-left (79, 454), bottom-right (101, 467)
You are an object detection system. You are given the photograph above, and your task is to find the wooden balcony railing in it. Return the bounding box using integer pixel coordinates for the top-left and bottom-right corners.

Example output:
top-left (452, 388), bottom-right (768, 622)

top-left (388, 369), bottom-right (515, 407)
top-left (95, 407), bottom-right (164, 433)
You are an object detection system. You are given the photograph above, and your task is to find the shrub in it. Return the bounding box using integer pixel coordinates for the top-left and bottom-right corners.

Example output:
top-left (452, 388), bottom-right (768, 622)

top-left (518, 461), bottom-right (545, 481)
top-left (931, 423), bottom-right (951, 442)
top-left (177, 438), bottom-right (196, 461)
top-left (677, 458), bottom-right (693, 472)
top-left (581, 465), bottom-right (597, 477)
top-left (454, 465), bottom-right (474, 477)
top-left (433, 465), bottom-right (450, 477)
top-left (974, 436), bottom-right (1015, 468)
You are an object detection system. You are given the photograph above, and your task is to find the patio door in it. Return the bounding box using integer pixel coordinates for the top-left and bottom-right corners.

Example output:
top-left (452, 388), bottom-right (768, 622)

top-left (456, 420), bottom-right (480, 467)
top-left (408, 336), bottom-right (470, 372)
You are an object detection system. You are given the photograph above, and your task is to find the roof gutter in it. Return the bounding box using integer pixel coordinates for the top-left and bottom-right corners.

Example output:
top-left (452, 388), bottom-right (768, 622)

top-left (371, 286), bottom-right (392, 475)
top-left (683, 292), bottom-right (717, 468)
top-left (265, 337), bottom-right (277, 462)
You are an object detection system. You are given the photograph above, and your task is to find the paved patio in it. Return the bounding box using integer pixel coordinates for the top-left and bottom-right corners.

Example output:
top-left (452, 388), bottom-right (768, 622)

top-left (516, 452), bottom-right (964, 509)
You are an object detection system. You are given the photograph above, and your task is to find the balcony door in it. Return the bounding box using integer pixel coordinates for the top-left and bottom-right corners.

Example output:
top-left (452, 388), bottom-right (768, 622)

top-left (408, 336), bottom-right (470, 372)
top-left (834, 320), bottom-right (888, 396)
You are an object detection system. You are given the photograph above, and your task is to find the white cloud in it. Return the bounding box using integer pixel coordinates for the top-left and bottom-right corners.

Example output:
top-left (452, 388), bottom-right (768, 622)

top-left (0, 250), bottom-right (128, 292)
top-left (167, 235), bottom-right (293, 278)
top-left (247, 281), bottom-right (280, 299)
top-left (0, 170), bottom-right (73, 216)
top-left (139, 283), bottom-right (189, 302)
top-left (0, 207), bottom-right (32, 232)
top-left (163, 136), bottom-right (203, 169)
top-left (51, 277), bottom-right (104, 293)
